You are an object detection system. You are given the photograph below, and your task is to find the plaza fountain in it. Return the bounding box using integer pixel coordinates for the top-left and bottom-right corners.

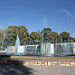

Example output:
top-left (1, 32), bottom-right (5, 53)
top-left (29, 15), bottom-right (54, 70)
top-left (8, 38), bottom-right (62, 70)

top-left (15, 34), bottom-right (20, 55)
top-left (5, 33), bottom-right (75, 56)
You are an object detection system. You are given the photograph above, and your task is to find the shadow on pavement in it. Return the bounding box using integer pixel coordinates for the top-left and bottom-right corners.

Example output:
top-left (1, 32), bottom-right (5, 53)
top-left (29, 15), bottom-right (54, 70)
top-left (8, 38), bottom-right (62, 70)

top-left (0, 55), bottom-right (35, 75)
top-left (0, 55), bottom-right (10, 58)
top-left (0, 64), bottom-right (34, 75)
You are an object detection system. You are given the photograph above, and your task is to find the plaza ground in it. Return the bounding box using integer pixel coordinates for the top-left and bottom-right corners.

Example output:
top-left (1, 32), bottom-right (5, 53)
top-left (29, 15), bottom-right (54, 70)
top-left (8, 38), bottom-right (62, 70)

top-left (0, 55), bottom-right (75, 62)
top-left (10, 56), bottom-right (75, 62)
top-left (0, 64), bottom-right (75, 75)
top-left (0, 56), bottom-right (75, 75)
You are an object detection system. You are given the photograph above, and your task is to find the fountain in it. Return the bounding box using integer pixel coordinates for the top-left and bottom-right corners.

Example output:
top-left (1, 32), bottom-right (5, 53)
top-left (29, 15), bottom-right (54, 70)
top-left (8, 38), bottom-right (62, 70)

top-left (62, 42), bottom-right (66, 55)
top-left (15, 34), bottom-right (20, 55)
top-left (15, 34), bottom-right (27, 55)
top-left (54, 42), bottom-right (58, 55)
top-left (5, 32), bottom-right (75, 56)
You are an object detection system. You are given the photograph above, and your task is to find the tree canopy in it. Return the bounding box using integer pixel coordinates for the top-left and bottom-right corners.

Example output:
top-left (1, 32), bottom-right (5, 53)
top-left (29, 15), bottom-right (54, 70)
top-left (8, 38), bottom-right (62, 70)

top-left (44, 31), bottom-right (58, 43)
top-left (30, 32), bottom-right (42, 44)
top-left (0, 28), bottom-right (5, 41)
top-left (4, 26), bottom-right (29, 46)
top-left (60, 32), bottom-right (70, 42)
top-left (0, 26), bottom-right (74, 47)
top-left (41, 28), bottom-right (52, 34)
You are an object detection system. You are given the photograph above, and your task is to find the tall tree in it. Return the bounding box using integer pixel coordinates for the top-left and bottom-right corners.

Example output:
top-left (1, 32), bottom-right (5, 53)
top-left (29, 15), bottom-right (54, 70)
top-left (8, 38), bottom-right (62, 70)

top-left (17, 26), bottom-right (29, 45)
top-left (4, 26), bottom-right (29, 46)
top-left (30, 32), bottom-right (42, 44)
top-left (44, 31), bottom-right (58, 43)
top-left (0, 28), bottom-right (5, 41)
top-left (60, 32), bottom-right (70, 42)
top-left (41, 28), bottom-right (52, 34)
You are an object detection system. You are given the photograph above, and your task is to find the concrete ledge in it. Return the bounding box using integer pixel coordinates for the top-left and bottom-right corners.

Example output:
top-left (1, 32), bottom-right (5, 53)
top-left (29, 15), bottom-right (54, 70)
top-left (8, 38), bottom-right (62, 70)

top-left (22, 61), bottom-right (75, 66)
top-left (0, 59), bottom-right (75, 66)
top-left (70, 62), bottom-right (75, 66)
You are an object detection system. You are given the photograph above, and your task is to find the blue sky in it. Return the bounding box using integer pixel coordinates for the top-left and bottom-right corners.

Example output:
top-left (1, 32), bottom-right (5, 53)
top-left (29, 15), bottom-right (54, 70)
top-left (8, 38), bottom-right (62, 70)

top-left (0, 0), bottom-right (75, 37)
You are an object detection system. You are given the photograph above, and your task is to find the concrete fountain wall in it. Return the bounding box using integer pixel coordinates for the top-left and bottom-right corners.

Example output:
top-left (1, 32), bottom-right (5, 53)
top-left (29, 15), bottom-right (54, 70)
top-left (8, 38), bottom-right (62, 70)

top-left (40, 43), bottom-right (54, 56)
top-left (6, 42), bottom-right (75, 55)
top-left (73, 43), bottom-right (75, 54)
top-left (6, 45), bottom-right (39, 55)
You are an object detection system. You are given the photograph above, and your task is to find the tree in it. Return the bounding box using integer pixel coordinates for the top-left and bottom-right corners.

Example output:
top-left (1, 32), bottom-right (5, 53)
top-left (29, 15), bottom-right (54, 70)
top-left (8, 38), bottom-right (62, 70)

top-left (69, 37), bottom-right (74, 42)
top-left (0, 28), bottom-right (5, 41)
top-left (52, 32), bottom-right (59, 43)
top-left (51, 32), bottom-right (58, 38)
top-left (43, 31), bottom-right (58, 43)
top-left (4, 26), bottom-right (29, 46)
top-left (56, 35), bottom-right (62, 43)
top-left (30, 32), bottom-right (42, 44)
top-left (41, 28), bottom-right (52, 34)
top-left (60, 32), bottom-right (70, 42)
top-left (0, 28), bottom-right (5, 49)
top-left (17, 26), bottom-right (29, 45)
top-left (4, 26), bottom-right (18, 46)
top-left (44, 31), bottom-right (53, 42)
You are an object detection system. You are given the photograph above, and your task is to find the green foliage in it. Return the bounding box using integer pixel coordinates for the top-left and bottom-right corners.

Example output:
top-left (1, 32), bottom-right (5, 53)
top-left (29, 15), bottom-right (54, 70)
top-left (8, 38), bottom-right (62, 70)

top-left (41, 28), bottom-right (52, 34)
top-left (60, 32), bottom-right (70, 38)
top-left (4, 26), bottom-right (29, 46)
top-left (30, 32), bottom-right (42, 44)
top-left (0, 33), bottom-right (4, 41)
top-left (2, 26), bottom-right (75, 47)
top-left (60, 32), bottom-right (70, 42)
top-left (17, 26), bottom-right (29, 45)
top-left (51, 32), bottom-right (58, 38)
top-left (56, 35), bottom-right (62, 43)
top-left (0, 28), bottom-right (5, 41)
top-left (43, 31), bottom-right (58, 43)
top-left (69, 37), bottom-right (74, 42)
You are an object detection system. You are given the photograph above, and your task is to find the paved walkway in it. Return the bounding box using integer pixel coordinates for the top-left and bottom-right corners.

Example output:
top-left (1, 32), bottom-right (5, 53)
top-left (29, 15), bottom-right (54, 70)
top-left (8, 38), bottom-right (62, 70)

top-left (29, 66), bottom-right (75, 75)
top-left (0, 64), bottom-right (75, 75)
